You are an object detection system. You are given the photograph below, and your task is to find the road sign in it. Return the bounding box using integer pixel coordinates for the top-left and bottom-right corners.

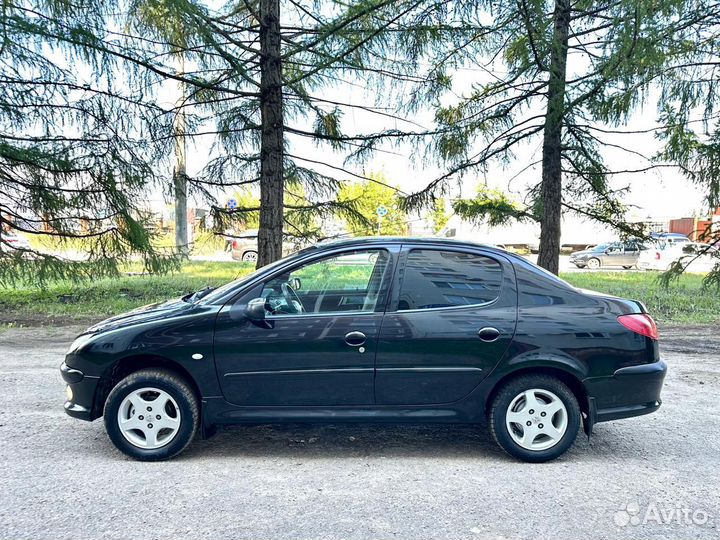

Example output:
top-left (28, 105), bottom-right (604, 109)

top-left (376, 205), bottom-right (388, 217)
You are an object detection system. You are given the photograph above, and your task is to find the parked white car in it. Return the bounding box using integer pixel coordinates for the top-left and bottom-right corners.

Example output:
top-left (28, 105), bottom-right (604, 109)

top-left (637, 242), bottom-right (719, 272)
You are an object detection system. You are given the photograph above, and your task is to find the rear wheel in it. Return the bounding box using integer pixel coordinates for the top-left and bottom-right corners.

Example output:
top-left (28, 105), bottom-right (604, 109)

top-left (104, 369), bottom-right (199, 461)
top-left (623, 265), bottom-right (633, 270)
top-left (488, 374), bottom-right (581, 462)
top-left (586, 257), bottom-right (601, 269)
top-left (242, 250), bottom-right (258, 263)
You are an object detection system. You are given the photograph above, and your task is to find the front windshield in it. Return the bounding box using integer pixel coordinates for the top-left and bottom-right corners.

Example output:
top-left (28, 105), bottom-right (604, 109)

top-left (198, 249), bottom-right (313, 304)
top-left (592, 243), bottom-right (609, 251)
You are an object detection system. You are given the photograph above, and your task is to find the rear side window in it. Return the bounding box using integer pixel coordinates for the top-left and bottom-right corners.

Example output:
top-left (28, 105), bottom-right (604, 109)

top-left (398, 249), bottom-right (502, 310)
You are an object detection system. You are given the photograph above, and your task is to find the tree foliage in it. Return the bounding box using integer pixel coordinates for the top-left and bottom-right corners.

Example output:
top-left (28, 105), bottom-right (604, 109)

top-left (0, 0), bottom-right (178, 284)
top-left (655, 1), bottom-right (720, 284)
top-left (431, 198), bottom-right (449, 234)
top-left (4, 0), bottom-right (720, 285)
top-left (119, 0), bottom-right (471, 266)
top-left (405, 0), bottom-right (714, 274)
top-left (338, 173), bottom-right (408, 236)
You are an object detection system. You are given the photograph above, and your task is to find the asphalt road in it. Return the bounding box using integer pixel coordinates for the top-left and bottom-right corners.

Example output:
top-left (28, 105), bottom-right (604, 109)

top-left (0, 325), bottom-right (718, 540)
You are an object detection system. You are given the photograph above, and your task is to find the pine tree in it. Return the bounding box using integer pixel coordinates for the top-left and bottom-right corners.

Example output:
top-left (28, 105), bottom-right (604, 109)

top-left (0, 0), bottom-right (177, 284)
top-left (119, 0), bottom-right (474, 267)
top-left (655, 0), bottom-right (720, 284)
top-left (406, 0), bottom-right (708, 274)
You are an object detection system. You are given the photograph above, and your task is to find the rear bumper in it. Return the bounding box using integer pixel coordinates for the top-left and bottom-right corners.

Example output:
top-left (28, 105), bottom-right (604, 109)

top-left (584, 359), bottom-right (667, 425)
top-left (637, 261), bottom-right (662, 271)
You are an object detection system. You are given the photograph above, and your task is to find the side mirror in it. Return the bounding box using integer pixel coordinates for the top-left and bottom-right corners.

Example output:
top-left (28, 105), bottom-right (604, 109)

top-left (289, 277), bottom-right (302, 291)
top-left (244, 298), bottom-right (267, 320)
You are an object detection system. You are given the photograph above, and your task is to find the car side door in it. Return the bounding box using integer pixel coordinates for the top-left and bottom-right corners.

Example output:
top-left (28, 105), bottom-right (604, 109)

top-left (374, 246), bottom-right (517, 405)
top-left (601, 242), bottom-right (625, 266)
top-left (622, 241), bottom-right (641, 266)
top-left (213, 246), bottom-right (397, 407)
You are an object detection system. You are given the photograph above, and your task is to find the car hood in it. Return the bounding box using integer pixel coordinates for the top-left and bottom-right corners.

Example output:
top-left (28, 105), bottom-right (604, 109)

top-left (85, 298), bottom-right (193, 334)
top-left (571, 250), bottom-right (598, 257)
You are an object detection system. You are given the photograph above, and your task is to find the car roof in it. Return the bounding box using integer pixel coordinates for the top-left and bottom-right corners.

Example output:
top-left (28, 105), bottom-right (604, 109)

top-left (653, 232), bottom-right (688, 239)
top-left (310, 236), bottom-right (508, 254)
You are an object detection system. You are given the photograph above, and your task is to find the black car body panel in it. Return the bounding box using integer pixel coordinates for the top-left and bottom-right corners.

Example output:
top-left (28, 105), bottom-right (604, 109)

top-left (62, 237), bottom-right (666, 435)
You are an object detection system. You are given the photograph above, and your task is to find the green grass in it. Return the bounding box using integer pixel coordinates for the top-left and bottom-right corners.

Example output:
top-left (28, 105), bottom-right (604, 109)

top-left (561, 271), bottom-right (720, 325)
top-left (0, 261), bottom-right (250, 325)
top-left (29, 229), bottom-right (228, 256)
top-left (0, 262), bottom-right (718, 326)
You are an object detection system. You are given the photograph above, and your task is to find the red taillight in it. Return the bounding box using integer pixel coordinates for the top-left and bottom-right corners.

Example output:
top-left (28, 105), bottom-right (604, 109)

top-left (617, 314), bottom-right (659, 340)
top-left (654, 251), bottom-right (661, 260)
top-left (232, 239), bottom-right (239, 249)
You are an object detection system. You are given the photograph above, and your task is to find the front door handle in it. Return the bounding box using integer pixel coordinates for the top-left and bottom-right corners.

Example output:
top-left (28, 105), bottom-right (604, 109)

top-left (478, 327), bottom-right (500, 343)
top-left (345, 331), bottom-right (366, 347)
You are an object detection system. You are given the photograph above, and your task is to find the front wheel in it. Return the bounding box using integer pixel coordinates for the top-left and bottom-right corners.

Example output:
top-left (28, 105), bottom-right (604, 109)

top-left (104, 369), bottom-right (199, 461)
top-left (488, 374), bottom-right (581, 462)
top-left (623, 265), bottom-right (633, 270)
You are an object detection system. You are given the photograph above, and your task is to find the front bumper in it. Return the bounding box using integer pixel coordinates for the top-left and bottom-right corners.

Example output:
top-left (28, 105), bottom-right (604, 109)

top-left (60, 361), bottom-right (99, 421)
top-left (583, 359), bottom-right (667, 425)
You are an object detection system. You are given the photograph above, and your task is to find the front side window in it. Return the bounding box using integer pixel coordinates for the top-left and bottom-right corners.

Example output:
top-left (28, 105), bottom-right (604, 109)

top-left (261, 249), bottom-right (390, 316)
top-left (398, 249), bottom-right (502, 310)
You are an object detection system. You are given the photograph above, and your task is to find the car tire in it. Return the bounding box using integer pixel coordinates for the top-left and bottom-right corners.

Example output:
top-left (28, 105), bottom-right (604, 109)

top-left (574, 264), bottom-right (586, 269)
top-left (104, 369), bottom-right (199, 461)
top-left (488, 374), bottom-right (581, 463)
top-left (587, 257), bottom-right (600, 269)
top-left (242, 250), bottom-right (258, 263)
top-left (623, 265), bottom-right (633, 270)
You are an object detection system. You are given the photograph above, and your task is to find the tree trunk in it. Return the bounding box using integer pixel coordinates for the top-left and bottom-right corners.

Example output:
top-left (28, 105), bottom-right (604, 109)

top-left (257, 0), bottom-right (284, 268)
top-left (174, 55), bottom-right (189, 256)
top-left (537, 0), bottom-right (571, 275)
top-left (173, 111), bottom-right (188, 256)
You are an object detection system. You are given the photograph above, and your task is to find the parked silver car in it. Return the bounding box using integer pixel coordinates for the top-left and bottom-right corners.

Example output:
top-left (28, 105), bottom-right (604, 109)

top-left (230, 230), bottom-right (302, 263)
top-left (569, 240), bottom-right (647, 269)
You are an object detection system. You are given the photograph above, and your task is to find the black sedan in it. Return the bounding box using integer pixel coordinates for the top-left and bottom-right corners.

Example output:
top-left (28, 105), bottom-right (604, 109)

top-left (61, 237), bottom-right (666, 462)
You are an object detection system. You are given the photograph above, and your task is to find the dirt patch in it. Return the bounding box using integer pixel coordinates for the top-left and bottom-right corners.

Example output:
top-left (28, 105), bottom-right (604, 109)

top-left (0, 311), bottom-right (99, 328)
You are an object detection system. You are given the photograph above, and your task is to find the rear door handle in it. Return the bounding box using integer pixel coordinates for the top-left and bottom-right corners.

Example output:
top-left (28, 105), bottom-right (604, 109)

top-left (345, 331), bottom-right (366, 347)
top-left (478, 327), bottom-right (500, 343)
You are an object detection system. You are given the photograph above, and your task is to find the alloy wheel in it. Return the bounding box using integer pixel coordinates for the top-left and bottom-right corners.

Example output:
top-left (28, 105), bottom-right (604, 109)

top-left (505, 388), bottom-right (568, 451)
top-left (116, 387), bottom-right (181, 449)
top-left (242, 251), bottom-right (258, 263)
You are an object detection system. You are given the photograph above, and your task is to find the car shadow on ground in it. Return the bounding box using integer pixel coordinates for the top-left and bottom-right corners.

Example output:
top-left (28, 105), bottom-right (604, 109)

top-left (183, 423), bottom-right (503, 460)
top-left (169, 422), bottom-right (631, 462)
top-left (74, 416), bottom-right (646, 463)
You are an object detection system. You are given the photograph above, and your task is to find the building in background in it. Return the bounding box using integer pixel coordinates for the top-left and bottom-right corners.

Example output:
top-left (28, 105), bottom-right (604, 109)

top-left (669, 208), bottom-right (720, 241)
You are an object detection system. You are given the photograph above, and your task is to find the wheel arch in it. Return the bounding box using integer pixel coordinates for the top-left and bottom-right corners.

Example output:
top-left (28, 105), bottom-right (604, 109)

top-left (484, 365), bottom-right (590, 431)
top-left (92, 354), bottom-right (201, 420)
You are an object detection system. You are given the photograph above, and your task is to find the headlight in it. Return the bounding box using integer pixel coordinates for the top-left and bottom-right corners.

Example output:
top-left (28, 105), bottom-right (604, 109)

top-left (65, 385), bottom-right (73, 401)
top-left (66, 333), bottom-right (95, 354)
